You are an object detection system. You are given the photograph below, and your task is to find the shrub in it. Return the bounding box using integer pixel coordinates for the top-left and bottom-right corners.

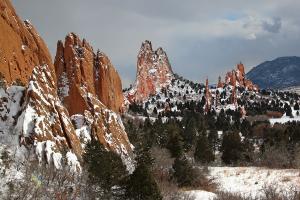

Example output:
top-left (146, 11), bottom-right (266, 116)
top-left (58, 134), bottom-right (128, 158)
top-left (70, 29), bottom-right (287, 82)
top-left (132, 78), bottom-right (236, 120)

top-left (259, 144), bottom-right (291, 168)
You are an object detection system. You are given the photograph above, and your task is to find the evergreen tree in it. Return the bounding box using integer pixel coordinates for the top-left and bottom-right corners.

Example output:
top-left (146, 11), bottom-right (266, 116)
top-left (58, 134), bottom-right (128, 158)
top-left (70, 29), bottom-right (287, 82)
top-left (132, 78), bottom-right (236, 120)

top-left (153, 107), bottom-right (158, 115)
top-left (194, 132), bottom-right (215, 163)
top-left (125, 150), bottom-right (162, 200)
top-left (221, 131), bottom-right (244, 164)
top-left (166, 124), bottom-right (184, 158)
top-left (172, 156), bottom-right (198, 187)
top-left (183, 117), bottom-right (198, 148)
top-left (294, 102), bottom-right (299, 111)
top-left (285, 103), bottom-right (293, 117)
top-left (208, 129), bottom-right (219, 153)
top-left (84, 139), bottom-right (127, 198)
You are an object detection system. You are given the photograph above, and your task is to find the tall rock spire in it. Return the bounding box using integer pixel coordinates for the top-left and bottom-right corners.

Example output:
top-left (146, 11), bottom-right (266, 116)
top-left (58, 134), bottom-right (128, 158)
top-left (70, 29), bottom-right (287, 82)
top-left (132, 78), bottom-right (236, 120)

top-left (54, 33), bottom-right (124, 114)
top-left (224, 63), bottom-right (259, 91)
top-left (126, 40), bottom-right (174, 102)
top-left (205, 78), bottom-right (212, 113)
top-left (54, 33), bottom-right (133, 160)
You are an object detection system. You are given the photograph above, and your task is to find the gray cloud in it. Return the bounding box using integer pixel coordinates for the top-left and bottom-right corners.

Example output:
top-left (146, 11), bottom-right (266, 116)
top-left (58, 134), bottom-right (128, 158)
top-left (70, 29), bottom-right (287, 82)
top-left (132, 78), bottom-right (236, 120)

top-left (262, 17), bottom-right (282, 33)
top-left (11, 0), bottom-right (300, 87)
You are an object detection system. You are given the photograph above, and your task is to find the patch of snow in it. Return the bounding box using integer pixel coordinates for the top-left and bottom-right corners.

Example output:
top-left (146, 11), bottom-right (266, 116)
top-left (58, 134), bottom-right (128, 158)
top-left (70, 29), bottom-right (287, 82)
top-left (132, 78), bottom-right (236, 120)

top-left (66, 151), bottom-right (81, 172)
top-left (185, 190), bottom-right (216, 200)
top-left (57, 72), bottom-right (69, 99)
top-left (209, 167), bottom-right (300, 199)
top-left (21, 45), bottom-right (27, 51)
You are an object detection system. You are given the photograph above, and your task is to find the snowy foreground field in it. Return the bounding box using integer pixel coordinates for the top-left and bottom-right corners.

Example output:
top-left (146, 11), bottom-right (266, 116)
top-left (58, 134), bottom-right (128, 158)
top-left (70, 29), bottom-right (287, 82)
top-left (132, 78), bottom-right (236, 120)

top-left (186, 167), bottom-right (300, 200)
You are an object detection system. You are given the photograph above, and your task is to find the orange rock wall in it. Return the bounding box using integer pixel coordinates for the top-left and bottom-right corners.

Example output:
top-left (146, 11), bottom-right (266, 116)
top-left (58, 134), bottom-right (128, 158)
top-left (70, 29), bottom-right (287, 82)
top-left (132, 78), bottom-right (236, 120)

top-left (0, 0), bottom-right (53, 85)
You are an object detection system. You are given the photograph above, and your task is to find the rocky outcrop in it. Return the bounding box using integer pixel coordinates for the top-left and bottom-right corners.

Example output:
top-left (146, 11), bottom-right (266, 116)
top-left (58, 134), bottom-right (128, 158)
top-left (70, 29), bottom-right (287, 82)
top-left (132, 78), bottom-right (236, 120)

top-left (222, 63), bottom-right (259, 91)
top-left (54, 33), bottom-right (124, 114)
top-left (126, 40), bottom-right (174, 102)
top-left (54, 34), bottom-right (133, 170)
top-left (1, 0), bottom-right (133, 171)
top-left (205, 78), bottom-right (212, 113)
top-left (2, 63), bottom-right (133, 171)
top-left (0, 0), bottom-right (53, 85)
top-left (16, 65), bottom-right (82, 168)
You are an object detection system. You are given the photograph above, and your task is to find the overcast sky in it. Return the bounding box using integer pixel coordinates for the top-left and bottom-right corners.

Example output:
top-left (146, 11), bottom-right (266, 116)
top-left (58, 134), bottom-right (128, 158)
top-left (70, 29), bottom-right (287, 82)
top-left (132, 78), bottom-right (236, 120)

top-left (12, 0), bottom-right (300, 87)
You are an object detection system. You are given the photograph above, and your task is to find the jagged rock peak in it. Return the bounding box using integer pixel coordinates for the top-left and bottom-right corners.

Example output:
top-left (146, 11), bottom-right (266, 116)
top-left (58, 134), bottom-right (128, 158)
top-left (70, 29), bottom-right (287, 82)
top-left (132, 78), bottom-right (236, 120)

top-left (0, 0), bottom-right (53, 85)
top-left (139, 40), bottom-right (153, 53)
top-left (54, 33), bottom-right (124, 114)
top-left (222, 62), bottom-right (259, 91)
top-left (126, 40), bottom-right (174, 102)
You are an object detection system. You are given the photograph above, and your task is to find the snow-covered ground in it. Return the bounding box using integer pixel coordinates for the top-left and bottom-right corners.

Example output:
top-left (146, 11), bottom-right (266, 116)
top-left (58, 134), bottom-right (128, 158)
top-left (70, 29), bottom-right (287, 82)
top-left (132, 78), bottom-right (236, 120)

top-left (269, 107), bottom-right (300, 125)
top-left (185, 190), bottom-right (216, 200)
top-left (209, 167), bottom-right (300, 199)
top-left (185, 166), bottom-right (300, 200)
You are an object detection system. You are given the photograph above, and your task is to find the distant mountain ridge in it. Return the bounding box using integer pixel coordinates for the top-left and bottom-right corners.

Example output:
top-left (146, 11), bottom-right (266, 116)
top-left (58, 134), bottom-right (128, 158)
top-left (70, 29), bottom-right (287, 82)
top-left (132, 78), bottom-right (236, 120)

top-left (246, 56), bottom-right (300, 89)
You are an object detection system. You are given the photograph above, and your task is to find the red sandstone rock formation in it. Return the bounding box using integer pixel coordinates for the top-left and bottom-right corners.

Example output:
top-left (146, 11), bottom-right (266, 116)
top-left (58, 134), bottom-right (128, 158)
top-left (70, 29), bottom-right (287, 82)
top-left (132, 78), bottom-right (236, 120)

top-left (205, 78), bottom-right (212, 113)
top-left (54, 34), bottom-right (133, 164)
top-left (54, 33), bottom-right (124, 114)
top-left (16, 65), bottom-right (83, 159)
top-left (127, 40), bottom-right (174, 102)
top-left (231, 80), bottom-right (238, 105)
top-left (16, 64), bottom-right (133, 170)
top-left (224, 63), bottom-right (259, 91)
top-left (0, 0), bottom-right (133, 170)
top-left (0, 0), bottom-right (53, 85)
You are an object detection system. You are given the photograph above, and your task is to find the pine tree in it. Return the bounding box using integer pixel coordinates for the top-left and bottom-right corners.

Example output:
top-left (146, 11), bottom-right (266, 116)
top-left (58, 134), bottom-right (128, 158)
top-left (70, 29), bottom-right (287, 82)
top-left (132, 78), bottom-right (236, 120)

top-left (208, 129), bottom-right (219, 153)
top-left (294, 102), bottom-right (299, 111)
top-left (166, 124), bottom-right (184, 158)
top-left (194, 132), bottom-right (215, 163)
top-left (153, 107), bottom-right (158, 115)
top-left (172, 156), bottom-right (199, 187)
top-left (83, 139), bottom-right (127, 198)
top-left (221, 131), bottom-right (244, 164)
top-left (285, 103), bottom-right (293, 117)
top-left (183, 117), bottom-right (197, 148)
top-left (125, 150), bottom-right (162, 200)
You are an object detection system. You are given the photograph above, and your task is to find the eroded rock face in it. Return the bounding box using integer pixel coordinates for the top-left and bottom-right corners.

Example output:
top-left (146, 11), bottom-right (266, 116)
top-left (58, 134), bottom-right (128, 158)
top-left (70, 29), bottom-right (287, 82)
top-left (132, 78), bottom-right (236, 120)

top-left (0, 2), bottom-right (133, 172)
top-left (16, 65), bottom-right (82, 167)
top-left (54, 33), bottom-right (124, 114)
top-left (10, 64), bottom-right (133, 171)
top-left (127, 40), bottom-right (174, 102)
top-left (54, 34), bottom-right (133, 170)
top-left (94, 51), bottom-right (124, 113)
top-left (0, 0), bottom-right (53, 85)
top-left (223, 63), bottom-right (259, 91)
